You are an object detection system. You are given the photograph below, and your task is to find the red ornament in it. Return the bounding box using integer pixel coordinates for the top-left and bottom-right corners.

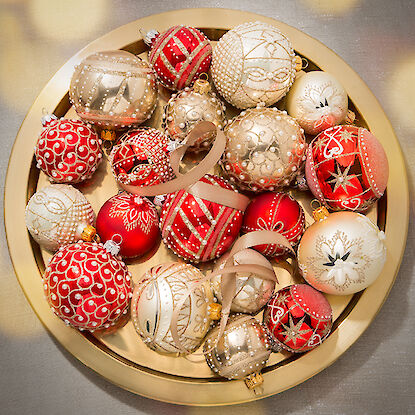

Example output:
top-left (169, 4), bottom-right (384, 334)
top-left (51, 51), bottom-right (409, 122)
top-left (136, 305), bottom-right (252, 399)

top-left (241, 192), bottom-right (305, 257)
top-left (305, 125), bottom-right (388, 212)
top-left (109, 127), bottom-right (174, 187)
top-left (147, 25), bottom-right (212, 90)
top-left (160, 174), bottom-right (243, 262)
top-left (43, 241), bottom-right (132, 330)
top-left (263, 284), bottom-right (332, 353)
top-left (96, 192), bottom-right (159, 259)
top-left (35, 117), bottom-right (103, 183)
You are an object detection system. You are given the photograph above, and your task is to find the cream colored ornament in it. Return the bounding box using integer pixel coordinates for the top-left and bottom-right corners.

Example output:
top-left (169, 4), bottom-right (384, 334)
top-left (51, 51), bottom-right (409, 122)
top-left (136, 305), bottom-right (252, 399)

top-left (25, 184), bottom-right (95, 252)
top-left (212, 249), bottom-right (276, 314)
top-left (212, 21), bottom-right (299, 109)
top-left (298, 211), bottom-right (387, 295)
top-left (131, 262), bottom-right (214, 355)
top-left (220, 107), bottom-right (307, 192)
top-left (286, 71), bottom-right (352, 135)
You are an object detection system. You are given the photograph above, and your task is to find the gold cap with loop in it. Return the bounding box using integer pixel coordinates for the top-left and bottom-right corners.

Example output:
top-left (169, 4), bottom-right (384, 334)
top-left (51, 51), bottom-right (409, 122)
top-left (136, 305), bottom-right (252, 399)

top-left (345, 109), bottom-right (356, 124)
top-left (245, 372), bottom-right (264, 391)
top-left (311, 200), bottom-right (330, 222)
top-left (207, 302), bottom-right (222, 320)
top-left (81, 225), bottom-right (97, 242)
top-left (193, 74), bottom-right (211, 94)
top-left (101, 129), bottom-right (117, 141)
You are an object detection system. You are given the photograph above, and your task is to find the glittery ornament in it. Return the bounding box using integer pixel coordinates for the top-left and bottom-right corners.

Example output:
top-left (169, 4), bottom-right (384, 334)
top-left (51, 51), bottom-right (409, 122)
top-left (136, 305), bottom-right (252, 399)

top-left (263, 284), bottom-right (332, 353)
top-left (160, 174), bottom-right (244, 263)
top-left (220, 107), bottom-right (307, 192)
top-left (109, 127), bottom-right (174, 187)
top-left (131, 262), bottom-right (213, 355)
top-left (162, 78), bottom-right (227, 151)
top-left (242, 192), bottom-right (305, 257)
top-left (96, 192), bottom-right (159, 259)
top-left (146, 25), bottom-right (212, 90)
top-left (212, 21), bottom-right (298, 109)
top-left (298, 210), bottom-right (386, 295)
top-left (25, 184), bottom-right (95, 252)
top-left (35, 118), bottom-right (103, 183)
top-left (211, 249), bottom-right (275, 314)
top-left (305, 125), bottom-right (388, 211)
top-left (43, 241), bottom-right (132, 330)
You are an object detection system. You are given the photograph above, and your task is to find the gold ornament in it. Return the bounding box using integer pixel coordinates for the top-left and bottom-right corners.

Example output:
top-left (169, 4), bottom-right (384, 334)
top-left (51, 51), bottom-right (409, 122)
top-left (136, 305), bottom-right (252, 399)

top-left (220, 107), bottom-right (307, 191)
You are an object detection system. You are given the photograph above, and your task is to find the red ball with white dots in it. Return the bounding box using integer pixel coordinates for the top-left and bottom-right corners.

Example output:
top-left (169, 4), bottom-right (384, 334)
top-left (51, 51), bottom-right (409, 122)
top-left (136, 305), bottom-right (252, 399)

top-left (263, 284), bottom-right (332, 353)
top-left (160, 174), bottom-right (243, 263)
top-left (96, 192), bottom-right (160, 259)
top-left (35, 117), bottom-right (103, 183)
top-left (147, 25), bottom-right (212, 90)
top-left (242, 192), bottom-right (305, 257)
top-left (43, 241), bottom-right (132, 331)
top-left (305, 125), bottom-right (388, 212)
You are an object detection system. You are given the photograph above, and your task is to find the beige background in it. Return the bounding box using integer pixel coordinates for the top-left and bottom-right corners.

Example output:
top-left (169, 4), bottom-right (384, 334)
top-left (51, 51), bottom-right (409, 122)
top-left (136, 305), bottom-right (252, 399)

top-left (0, 0), bottom-right (414, 413)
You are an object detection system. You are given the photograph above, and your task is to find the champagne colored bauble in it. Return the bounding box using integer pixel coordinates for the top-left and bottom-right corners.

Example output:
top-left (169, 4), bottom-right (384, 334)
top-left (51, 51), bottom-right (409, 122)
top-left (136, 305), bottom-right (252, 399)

top-left (162, 79), bottom-right (227, 151)
top-left (263, 284), bottom-right (332, 353)
top-left (212, 21), bottom-right (297, 109)
top-left (69, 50), bottom-right (158, 130)
top-left (212, 249), bottom-right (275, 314)
top-left (204, 314), bottom-right (272, 380)
top-left (95, 192), bottom-right (159, 259)
top-left (25, 184), bottom-right (95, 252)
top-left (298, 211), bottom-right (387, 295)
top-left (147, 25), bottom-right (212, 90)
top-left (220, 108), bottom-right (307, 192)
top-left (43, 241), bottom-right (132, 330)
top-left (242, 192), bottom-right (305, 257)
top-left (109, 127), bottom-right (174, 187)
top-left (305, 125), bottom-right (388, 211)
top-left (286, 71), bottom-right (349, 135)
top-left (160, 174), bottom-right (244, 263)
top-left (35, 118), bottom-right (103, 183)
top-left (131, 262), bottom-right (213, 355)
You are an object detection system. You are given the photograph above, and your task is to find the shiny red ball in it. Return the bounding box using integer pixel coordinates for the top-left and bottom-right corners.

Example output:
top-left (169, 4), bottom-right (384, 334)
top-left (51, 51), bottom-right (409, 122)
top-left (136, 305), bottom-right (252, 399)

top-left (160, 174), bottom-right (243, 263)
top-left (148, 25), bottom-right (212, 90)
top-left (263, 284), bottom-right (332, 353)
top-left (35, 118), bottom-right (103, 183)
top-left (242, 192), bottom-right (305, 257)
top-left (43, 241), bottom-right (132, 330)
top-left (96, 192), bottom-right (159, 259)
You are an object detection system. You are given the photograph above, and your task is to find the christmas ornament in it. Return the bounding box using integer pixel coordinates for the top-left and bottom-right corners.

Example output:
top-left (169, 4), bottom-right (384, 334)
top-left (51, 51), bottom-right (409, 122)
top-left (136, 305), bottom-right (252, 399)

top-left (263, 284), bottom-right (332, 353)
top-left (25, 184), bottom-right (95, 252)
top-left (145, 25), bottom-right (212, 90)
top-left (95, 192), bottom-right (159, 259)
top-left (298, 207), bottom-right (386, 295)
top-left (160, 174), bottom-right (244, 263)
top-left (109, 127), bottom-right (174, 187)
top-left (69, 50), bottom-right (158, 140)
top-left (131, 262), bottom-right (214, 355)
top-left (220, 107), bottom-right (307, 192)
top-left (211, 21), bottom-right (299, 109)
top-left (43, 241), bottom-right (132, 330)
top-left (242, 192), bottom-right (305, 257)
top-left (162, 77), bottom-right (227, 151)
top-left (305, 125), bottom-right (388, 211)
top-left (286, 71), bottom-right (354, 135)
top-left (35, 116), bottom-right (102, 183)
top-left (211, 248), bottom-right (275, 314)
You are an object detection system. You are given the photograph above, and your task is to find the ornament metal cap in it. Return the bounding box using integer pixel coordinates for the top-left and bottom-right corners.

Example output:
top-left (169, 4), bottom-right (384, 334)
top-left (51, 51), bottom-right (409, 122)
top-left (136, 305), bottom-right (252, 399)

top-left (193, 76), bottom-right (211, 94)
top-left (101, 129), bottom-right (117, 141)
top-left (141, 28), bottom-right (159, 47)
top-left (311, 200), bottom-right (330, 222)
top-left (41, 108), bottom-right (58, 126)
top-left (81, 225), bottom-right (96, 242)
top-left (207, 302), bottom-right (222, 320)
top-left (346, 109), bottom-right (356, 124)
top-left (244, 372), bottom-right (264, 391)
top-left (103, 235), bottom-right (122, 256)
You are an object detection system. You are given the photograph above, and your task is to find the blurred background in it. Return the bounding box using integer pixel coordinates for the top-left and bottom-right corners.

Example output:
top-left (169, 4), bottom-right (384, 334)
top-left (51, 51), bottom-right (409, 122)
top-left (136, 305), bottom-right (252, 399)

top-left (0, 1), bottom-right (414, 413)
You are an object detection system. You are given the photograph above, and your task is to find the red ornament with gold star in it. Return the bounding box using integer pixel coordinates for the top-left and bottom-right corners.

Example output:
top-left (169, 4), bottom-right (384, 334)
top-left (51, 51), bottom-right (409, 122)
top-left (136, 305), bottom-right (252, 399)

top-left (263, 284), bottom-right (332, 353)
top-left (241, 192), bottom-right (305, 257)
top-left (305, 125), bottom-right (388, 212)
top-left (96, 192), bottom-right (159, 259)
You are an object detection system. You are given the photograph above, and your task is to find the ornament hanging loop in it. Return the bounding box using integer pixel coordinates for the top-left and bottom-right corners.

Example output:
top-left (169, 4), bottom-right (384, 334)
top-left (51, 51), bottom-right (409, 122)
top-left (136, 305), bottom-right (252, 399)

top-left (310, 199), bottom-right (330, 221)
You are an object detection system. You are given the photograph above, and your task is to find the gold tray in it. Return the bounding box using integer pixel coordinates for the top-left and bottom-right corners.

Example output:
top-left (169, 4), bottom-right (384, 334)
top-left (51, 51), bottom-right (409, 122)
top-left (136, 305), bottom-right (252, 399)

top-left (4, 8), bottom-right (409, 406)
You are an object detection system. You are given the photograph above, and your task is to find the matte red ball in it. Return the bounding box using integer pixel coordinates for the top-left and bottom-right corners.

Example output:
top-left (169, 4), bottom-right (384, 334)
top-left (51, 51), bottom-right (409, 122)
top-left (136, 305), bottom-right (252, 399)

top-left (148, 25), bottom-right (212, 90)
top-left (35, 118), bottom-right (103, 183)
top-left (43, 241), bottom-right (132, 330)
top-left (160, 174), bottom-right (243, 263)
top-left (241, 192), bottom-right (305, 257)
top-left (305, 125), bottom-right (388, 212)
top-left (96, 192), bottom-right (159, 259)
top-left (263, 284), bottom-right (332, 353)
